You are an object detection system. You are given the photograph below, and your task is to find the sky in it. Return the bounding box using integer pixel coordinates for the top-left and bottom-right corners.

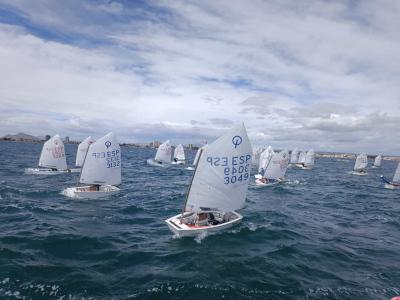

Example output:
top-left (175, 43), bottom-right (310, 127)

top-left (0, 0), bottom-right (399, 154)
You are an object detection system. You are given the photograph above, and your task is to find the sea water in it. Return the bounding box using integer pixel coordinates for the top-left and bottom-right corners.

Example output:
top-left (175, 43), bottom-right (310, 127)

top-left (0, 141), bottom-right (399, 299)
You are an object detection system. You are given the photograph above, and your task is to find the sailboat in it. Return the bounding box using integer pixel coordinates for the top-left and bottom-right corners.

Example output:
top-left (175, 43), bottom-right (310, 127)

top-left (186, 145), bottom-right (207, 170)
top-left (25, 134), bottom-right (71, 175)
top-left (254, 146), bottom-right (274, 178)
top-left (147, 140), bottom-right (172, 167)
top-left (372, 154), bottom-right (382, 168)
top-left (165, 123), bottom-right (252, 237)
top-left (349, 153), bottom-right (368, 175)
top-left (70, 136), bottom-right (95, 172)
top-left (380, 162), bottom-right (400, 189)
top-left (290, 148), bottom-right (299, 164)
top-left (295, 151), bottom-right (306, 168)
top-left (300, 149), bottom-right (315, 170)
top-left (255, 150), bottom-right (290, 186)
top-left (171, 144), bottom-right (186, 165)
top-left (62, 132), bottom-right (121, 199)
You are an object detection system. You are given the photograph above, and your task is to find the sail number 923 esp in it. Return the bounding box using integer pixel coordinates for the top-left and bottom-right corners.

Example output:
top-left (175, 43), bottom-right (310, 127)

top-left (206, 154), bottom-right (252, 184)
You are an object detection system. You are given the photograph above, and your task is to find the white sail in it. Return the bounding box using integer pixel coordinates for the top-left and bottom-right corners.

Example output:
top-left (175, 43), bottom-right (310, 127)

top-left (373, 154), bottom-right (382, 167)
top-left (252, 147), bottom-right (263, 166)
top-left (75, 136), bottom-right (94, 167)
top-left (174, 144), bottom-right (185, 161)
top-left (79, 132), bottom-right (121, 186)
top-left (38, 134), bottom-right (67, 170)
top-left (304, 149), bottom-right (315, 167)
top-left (290, 148), bottom-right (299, 163)
top-left (155, 140), bottom-right (172, 163)
top-left (193, 145), bottom-right (207, 166)
top-left (264, 150), bottom-right (290, 179)
top-left (354, 153), bottom-right (368, 171)
top-left (298, 151), bottom-right (306, 164)
top-left (258, 146), bottom-right (274, 173)
top-left (185, 123), bottom-right (253, 212)
top-left (392, 162), bottom-right (400, 183)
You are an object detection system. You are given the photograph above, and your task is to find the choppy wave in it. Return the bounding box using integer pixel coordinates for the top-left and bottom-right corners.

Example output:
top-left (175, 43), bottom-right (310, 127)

top-left (1, 142), bottom-right (400, 299)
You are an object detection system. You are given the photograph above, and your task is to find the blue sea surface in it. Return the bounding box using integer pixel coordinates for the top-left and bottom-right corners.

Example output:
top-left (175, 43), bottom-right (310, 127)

top-left (0, 141), bottom-right (399, 299)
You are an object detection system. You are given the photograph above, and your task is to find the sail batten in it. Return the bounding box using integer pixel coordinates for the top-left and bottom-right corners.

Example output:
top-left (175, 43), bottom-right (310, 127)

top-left (185, 124), bottom-right (252, 212)
top-left (79, 132), bottom-right (121, 186)
top-left (38, 134), bottom-right (67, 170)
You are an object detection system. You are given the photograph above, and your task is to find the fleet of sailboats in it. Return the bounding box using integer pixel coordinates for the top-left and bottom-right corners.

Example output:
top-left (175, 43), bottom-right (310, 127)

top-left (22, 126), bottom-right (397, 237)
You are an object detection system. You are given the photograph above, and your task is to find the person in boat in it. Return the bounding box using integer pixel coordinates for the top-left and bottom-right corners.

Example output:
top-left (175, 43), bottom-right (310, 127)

top-left (173, 158), bottom-right (178, 163)
top-left (89, 185), bottom-right (100, 191)
top-left (260, 168), bottom-right (265, 177)
top-left (51, 168), bottom-right (57, 171)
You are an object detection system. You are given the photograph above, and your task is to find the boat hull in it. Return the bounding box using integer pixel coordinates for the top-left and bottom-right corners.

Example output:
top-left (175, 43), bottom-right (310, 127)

top-left (171, 161), bottom-right (185, 165)
top-left (349, 171), bottom-right (368, 176)
top-left (146, 158), bottom-right (170, 168)
top-left (255, 178), bottom-right (282, 186)
top-left (165, 211), bottom-right (243, 237)
top-left (25, 168), bottom-right (71, 175)
top-left (62, 185), bottom-right (120, 199)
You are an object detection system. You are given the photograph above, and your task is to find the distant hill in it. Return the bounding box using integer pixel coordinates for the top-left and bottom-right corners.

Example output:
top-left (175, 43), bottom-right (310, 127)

top-left (1, 132), bottom-right (41, 141)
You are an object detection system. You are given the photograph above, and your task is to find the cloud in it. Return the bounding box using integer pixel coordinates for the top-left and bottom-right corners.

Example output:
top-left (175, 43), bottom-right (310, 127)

top-left (0, 1), bottom-right (400, 154)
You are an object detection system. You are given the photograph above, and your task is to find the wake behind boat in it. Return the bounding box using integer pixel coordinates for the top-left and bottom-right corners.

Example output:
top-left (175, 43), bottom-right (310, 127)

top-left (349, 153), bottom-right (368, 176)
top-left (166, 123), bottom-right (252, 237)
top-left (147, 140), bottom-right (172, 167)
top-left (62, 132), bottom-right (121, 199)
top-left (380, 161), bottom-right (400, 189)
top-left (25, 134), bottom-right (71, 175)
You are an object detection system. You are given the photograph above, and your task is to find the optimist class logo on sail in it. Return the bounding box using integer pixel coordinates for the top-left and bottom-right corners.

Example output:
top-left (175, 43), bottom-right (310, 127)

top-left (91, 141), bottom-right (120, 168)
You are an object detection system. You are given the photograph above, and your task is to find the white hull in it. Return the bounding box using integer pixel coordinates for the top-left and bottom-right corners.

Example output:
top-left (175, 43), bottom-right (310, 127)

top-left (25, 168), bottom-right (71, 175)
top-left (185, 166), bottom-right (195, 170)
top-left (300, 165), bottom-right (313, 170)
top-left (70, 168), bottom-right (82, 173)
top-left (171, 160), bottom-right (185, 165)
top-left (255, 178), bottom-right (282, 186)
top-left (146, 158), bottom-right (170, 168)
top-left (62, 185), bottom-right (120, 199)
top-left (165, 211), bottom-right (242, 237)
top-left (372, 166), bottom-right (380, 169)
top-left (385, 184), bottom-right (397, 189)
top-left (349, 171), bottom-right (368, 176)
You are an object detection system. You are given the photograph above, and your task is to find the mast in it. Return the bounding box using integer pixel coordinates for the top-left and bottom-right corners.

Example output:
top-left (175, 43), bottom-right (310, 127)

top-left (181, 148), bottom-right (203, 221)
